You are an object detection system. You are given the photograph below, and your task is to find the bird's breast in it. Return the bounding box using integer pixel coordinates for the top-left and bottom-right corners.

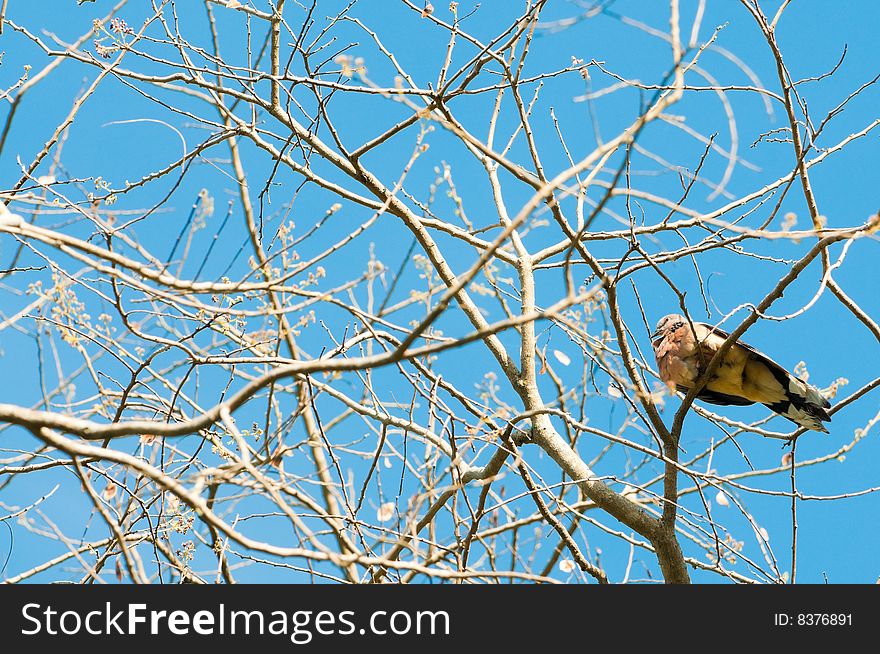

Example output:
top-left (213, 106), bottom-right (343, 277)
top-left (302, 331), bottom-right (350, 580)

top-left (657, 348), bottom-right (699, 389)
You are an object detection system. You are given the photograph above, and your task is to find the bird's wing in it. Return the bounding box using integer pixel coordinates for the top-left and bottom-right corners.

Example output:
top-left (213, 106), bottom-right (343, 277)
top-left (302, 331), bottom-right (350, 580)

top-left (697, 324), bottom-right (792, 385)
top-left (697, 324), bottom-right (832, 432)
top-left (697, 323), bottom-right (812, 401)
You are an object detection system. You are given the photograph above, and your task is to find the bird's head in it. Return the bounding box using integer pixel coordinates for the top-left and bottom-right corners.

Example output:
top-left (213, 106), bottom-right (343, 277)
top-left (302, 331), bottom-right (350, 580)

top-left (651, 313), bottom-right (687, 343)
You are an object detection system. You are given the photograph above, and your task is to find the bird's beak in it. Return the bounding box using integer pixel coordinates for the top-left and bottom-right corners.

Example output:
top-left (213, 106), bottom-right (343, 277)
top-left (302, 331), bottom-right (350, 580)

top-left (650, 328), bottom-right (661, 340)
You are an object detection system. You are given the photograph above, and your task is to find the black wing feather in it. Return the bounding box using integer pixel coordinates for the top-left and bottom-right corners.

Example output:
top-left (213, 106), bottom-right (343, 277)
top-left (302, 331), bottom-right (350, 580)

top-left (676, 384), bottom-right (755, 407)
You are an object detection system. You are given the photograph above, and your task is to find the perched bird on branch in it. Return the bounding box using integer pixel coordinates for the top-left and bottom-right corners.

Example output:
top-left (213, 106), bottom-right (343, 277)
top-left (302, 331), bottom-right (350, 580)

top-left (651, 314), bottom-right (832, 433)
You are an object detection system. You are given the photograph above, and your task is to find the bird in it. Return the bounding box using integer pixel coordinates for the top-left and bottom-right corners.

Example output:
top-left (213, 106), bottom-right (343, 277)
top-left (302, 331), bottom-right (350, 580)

top-left (651, 314), bottom-right (832, 433)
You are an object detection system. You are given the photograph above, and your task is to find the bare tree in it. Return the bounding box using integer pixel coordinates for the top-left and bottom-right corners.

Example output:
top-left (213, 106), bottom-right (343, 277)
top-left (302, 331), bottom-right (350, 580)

top-left (1, 0), bottom-right (878, 584)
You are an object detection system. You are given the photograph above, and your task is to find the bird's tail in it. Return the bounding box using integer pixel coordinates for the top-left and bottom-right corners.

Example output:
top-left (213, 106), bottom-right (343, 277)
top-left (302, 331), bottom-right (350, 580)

top-left (763, 374), bottom-right (831, 433)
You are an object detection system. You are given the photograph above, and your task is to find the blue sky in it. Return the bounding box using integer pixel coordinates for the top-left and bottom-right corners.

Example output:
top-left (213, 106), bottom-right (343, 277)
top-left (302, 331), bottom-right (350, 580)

top-left (1, 0), bottom-right (879, 583)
